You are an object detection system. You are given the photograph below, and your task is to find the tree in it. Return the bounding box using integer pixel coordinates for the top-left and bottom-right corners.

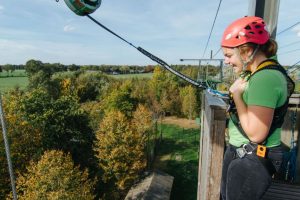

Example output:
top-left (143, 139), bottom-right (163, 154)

top-left (180, 85), bottom-right (197, 120)
top-left (19, 88), bottom-right (95, 170)
top-left (101, 80), bottom-right (138, 118)
top-left (0, 89), bottom-right (42, 199)
top-left (75, 72), bottom-right (110, 103)
top-left (94, 109), bottom-right (148, 199)
top-left (2, 64), bottom-right (14, 76)
top-left (14, 150), bottom-right (95, 200)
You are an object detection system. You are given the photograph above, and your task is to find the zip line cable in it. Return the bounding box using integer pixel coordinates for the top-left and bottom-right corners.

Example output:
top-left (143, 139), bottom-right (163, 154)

top-left (288, 60), bottom-right (300, 74)
top-left (277, 22), bottom-right (300, 36)
top-left (86, 15), bottom-right (228, 99)
top-left (87, 15), bottom-right (203, 88)
top-left (0, 93), bottom-right (17, 200)
top-left (212, 47), bottom-right (221, 59)
top-left (278, 48), bottom-right (300, 56)
top-left (280, 41), bottom-right (300, 49)
top-left (201, 0), bottom-right (222, 59)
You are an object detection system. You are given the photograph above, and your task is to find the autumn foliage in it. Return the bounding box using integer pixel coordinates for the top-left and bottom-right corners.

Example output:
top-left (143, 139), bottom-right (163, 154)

top-left (0, 60), bottom-right (201, 199)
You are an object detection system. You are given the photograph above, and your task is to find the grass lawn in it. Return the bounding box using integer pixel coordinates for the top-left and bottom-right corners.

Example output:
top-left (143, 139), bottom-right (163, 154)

top-left (154, 122), bottom-right (200, 200)
top-left (0, 77), bottom-right (28, 92)
top-left (0, 70), bottom-right (28, 92)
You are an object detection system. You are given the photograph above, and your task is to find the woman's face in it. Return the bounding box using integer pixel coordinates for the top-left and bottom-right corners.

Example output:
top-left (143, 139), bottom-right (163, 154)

top-left (222, 47), bottom-right (243, 74)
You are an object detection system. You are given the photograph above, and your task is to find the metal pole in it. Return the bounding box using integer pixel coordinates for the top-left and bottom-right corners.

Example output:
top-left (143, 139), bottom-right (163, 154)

top-left (0, 94), bottom-right (17, 200)
top-left (248, 0), bottom-right (280, 39)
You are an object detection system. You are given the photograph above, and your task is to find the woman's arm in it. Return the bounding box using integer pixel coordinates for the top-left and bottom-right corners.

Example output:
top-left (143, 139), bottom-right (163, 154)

top-left (232, 92), bottom-right (274, 143)
top-left (230, 77), bottom-right (275, 143)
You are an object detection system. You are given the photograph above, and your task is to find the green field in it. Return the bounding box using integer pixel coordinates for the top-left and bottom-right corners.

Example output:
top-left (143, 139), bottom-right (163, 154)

top-left (0, 77), bottom-right (28, 92)
top-left (154, 124), bottom-right (200, 200)
top-left (0, 70), bottom-right (28, 92)
top-left (0, 71), bottom-right (153, 92)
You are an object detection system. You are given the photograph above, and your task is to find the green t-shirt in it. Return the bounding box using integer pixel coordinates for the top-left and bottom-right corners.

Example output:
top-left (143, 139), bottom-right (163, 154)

top-left (228, 69), bottom-right (287, 147)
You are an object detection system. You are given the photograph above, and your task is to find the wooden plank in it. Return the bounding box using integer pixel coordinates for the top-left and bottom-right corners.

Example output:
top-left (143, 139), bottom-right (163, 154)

top-left (262, 182), bottom-right (300, 200)
top-left (197, 91), bottom-right (226, 200)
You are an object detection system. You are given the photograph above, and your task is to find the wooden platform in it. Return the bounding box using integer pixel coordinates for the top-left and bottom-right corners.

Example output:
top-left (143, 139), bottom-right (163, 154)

top-left (125, 171), bottom-right (174, 200)
top-left (262, 181), bottom-right (300, 200)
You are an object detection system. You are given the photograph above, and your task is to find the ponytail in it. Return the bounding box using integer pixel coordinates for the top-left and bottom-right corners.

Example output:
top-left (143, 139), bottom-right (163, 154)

top-left (260, 38), bottom-right (278, 58)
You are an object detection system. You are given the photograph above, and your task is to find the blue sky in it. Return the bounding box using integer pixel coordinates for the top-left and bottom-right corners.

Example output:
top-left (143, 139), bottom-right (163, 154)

top-left (0, 0), bottom-right (299, 66)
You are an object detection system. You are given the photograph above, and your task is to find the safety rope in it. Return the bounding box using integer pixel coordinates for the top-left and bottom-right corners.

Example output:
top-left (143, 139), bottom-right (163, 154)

top-left (0, 93), bottom-right (17, 200)
top-left (86, 15), bottom-right (228, 99)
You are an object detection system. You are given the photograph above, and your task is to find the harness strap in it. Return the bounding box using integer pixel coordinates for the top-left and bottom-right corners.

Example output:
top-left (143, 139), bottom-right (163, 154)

top-left (233, 143), bottom-right (277, 175)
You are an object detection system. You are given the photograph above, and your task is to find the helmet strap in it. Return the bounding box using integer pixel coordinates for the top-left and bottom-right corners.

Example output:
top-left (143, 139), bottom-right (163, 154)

top-left (235, 45), bottom-right (259, 72)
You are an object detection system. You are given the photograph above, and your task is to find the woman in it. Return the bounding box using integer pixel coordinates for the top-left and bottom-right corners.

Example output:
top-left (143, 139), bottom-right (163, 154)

top-left (220, 16), bottom-right (294, 200)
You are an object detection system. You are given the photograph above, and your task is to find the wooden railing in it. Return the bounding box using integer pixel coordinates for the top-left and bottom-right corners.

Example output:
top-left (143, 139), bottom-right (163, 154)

top-left (197, 91), bottom-right (227, 200)
top-left (197, 92), bottom-right (300, 200)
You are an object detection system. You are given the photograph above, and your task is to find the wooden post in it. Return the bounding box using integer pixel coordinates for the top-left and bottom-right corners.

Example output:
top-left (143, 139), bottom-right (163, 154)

top-left (197, 91), bottom-right (227, 200)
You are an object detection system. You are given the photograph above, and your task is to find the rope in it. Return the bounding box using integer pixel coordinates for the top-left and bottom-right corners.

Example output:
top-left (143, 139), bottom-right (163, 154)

top-left (86, 15), bottom-right (229, 99)
top-left (201, 0), bottom-right (222, 58)
top-left (277, 22), bottom-right (300, 36)
top-left (288, 60), bottom-right (300, 74)
top-left (0, 94), bottom-right (17, 200)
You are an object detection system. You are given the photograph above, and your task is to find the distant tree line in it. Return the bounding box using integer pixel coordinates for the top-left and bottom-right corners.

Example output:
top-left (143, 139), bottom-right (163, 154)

top-left (0, 59), bottom-right (225, 78)
top-left (0, 60), bottom-right (156, 76)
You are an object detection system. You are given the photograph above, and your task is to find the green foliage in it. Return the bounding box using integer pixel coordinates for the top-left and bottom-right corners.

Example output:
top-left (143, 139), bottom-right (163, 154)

top-left (80, 101), bottom-right (103, 132)
top-left (19, 88), bottom-right (95, 169)
top-left (295, 80), bottom-right (300, 93)
top-left (94, 106), bottom-right (151, 199)
top-left (0, 90), bottom-right (42, 199)
top-left (180, 85), bottom-right (197, 119)
top-left (101, 80), bottom-right (138, 118)
top-left (147, 66), bottom-right (182, 116)
top-left (75, 72), bottom-right (110, 103)
top-left (1, 64), bottom-right (16, 76)
top-left (15, 150), bottom-right (95, 200)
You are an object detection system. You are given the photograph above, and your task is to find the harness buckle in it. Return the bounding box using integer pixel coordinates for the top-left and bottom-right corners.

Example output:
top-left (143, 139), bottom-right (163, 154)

top-left (236, 144), bottom-right (255, 158)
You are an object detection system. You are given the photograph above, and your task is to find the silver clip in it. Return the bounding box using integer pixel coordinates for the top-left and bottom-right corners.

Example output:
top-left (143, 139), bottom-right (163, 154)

top-left (236, 147), bottom-right (246, 158)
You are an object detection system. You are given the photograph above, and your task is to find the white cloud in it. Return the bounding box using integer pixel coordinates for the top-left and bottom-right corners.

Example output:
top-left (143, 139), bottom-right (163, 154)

top-left (63, 25), bottom-right (75, 32)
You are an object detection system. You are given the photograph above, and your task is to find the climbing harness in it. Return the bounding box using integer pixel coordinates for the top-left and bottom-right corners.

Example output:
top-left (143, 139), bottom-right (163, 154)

top-left (228, 60), bottom-right (295, 175)
top-left (58, 0), bottom-right (228, 99)
top-left (228, 59), bottom-right (295, 142)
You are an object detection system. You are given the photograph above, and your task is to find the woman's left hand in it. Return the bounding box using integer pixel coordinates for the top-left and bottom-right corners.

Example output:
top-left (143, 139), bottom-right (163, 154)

top-left (229, 78), bottom-right (247, 96)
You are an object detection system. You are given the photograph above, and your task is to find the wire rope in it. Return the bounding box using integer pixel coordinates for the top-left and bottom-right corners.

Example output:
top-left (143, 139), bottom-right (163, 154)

top-left (288, 60), bottom-right (300, 74)
top-left (277, 22), bottom-right (300, 36)
top-left (201, 0), bottom-right (223, 59)
top-left (86, 15), bottom-right (229, 99)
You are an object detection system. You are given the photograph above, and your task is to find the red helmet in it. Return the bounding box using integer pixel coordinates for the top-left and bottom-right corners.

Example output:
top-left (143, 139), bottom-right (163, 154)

top-left (221, 16), bottom-right (270, 48)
